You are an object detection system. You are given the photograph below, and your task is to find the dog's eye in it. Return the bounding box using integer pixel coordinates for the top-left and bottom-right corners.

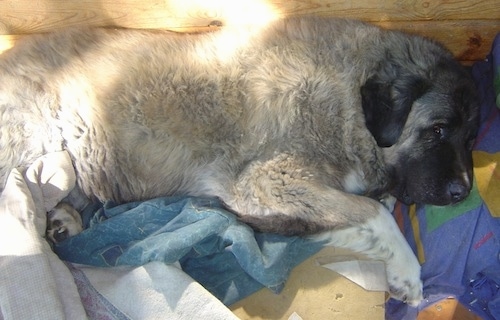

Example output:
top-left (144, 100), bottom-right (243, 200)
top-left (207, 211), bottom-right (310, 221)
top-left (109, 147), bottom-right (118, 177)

top-left (433, 125), bottom-right (444, 136)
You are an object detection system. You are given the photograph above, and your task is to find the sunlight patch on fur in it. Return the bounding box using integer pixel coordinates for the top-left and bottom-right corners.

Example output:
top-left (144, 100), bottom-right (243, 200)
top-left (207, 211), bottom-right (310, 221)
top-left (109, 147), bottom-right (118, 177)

top-left (0, 35), bottom-right (17, 54)
top-left (168, 0), bottom-right (280, 28)
top-left (173, 0), bottom-right (281, 63)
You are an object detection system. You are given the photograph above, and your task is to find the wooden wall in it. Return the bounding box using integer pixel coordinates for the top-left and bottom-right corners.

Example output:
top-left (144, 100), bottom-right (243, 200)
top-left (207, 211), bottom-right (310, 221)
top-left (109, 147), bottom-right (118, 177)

top-left (0, 0), bottom-right (499, 64)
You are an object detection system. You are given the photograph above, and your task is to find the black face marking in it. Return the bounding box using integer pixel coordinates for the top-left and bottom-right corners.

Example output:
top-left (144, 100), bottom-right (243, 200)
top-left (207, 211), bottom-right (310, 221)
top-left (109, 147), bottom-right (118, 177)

top-left (384, 63), bottom-right (479, 206)
top-left (361, 72), bottom-right (430, 148)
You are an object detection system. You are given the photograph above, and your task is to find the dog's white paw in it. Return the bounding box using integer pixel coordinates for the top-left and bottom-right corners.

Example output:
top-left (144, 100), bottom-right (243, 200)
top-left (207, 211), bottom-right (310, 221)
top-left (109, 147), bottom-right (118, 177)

top-left (311, 204), bottom-right (423, 306)
top-left (379, 194), bottom-right (397, 212)
top-left (46, 203), bottom-right (83, 244)
top-left (386, 253), bottom-right (423, 306)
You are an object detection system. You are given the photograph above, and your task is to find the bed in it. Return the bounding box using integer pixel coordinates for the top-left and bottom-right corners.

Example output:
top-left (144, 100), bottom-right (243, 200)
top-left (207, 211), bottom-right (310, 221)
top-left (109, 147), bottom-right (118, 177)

top-left (0, 1), bottom-right (499, 319)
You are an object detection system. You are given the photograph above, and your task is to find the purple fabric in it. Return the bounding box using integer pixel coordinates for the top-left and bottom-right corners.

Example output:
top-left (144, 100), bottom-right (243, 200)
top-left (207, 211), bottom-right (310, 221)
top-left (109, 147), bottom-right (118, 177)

top-left (386, 33), bottom-right (500, 320)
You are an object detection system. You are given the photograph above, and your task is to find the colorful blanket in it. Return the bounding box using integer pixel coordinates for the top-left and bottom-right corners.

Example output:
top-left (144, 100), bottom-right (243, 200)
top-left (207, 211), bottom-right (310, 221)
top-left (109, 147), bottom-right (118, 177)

top-left (387, 32), bottom-right (500, 319)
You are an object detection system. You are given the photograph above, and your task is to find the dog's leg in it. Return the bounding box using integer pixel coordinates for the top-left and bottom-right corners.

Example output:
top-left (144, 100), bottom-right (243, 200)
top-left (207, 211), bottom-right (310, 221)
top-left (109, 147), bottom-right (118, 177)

top-left (223, 154), bottom-right (422, 305)
top-left (311, 207), bottom-right (423, 306)
top-left (237, 196), bottom-right (423, 305)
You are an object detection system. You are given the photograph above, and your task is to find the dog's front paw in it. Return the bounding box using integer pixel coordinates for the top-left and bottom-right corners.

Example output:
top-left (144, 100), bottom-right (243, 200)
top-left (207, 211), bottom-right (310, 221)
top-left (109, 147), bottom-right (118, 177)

top-left (386, 256), bottom-right (423, 306)
top-left (46, 203), bottom-right (83, 244)
top-left (379, 194), bottom-right (397, 211)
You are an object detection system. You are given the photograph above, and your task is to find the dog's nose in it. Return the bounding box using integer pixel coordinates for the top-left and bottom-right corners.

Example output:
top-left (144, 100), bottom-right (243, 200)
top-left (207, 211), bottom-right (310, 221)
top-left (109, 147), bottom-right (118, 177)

top-left (448, 181), bottom-right (470, 203)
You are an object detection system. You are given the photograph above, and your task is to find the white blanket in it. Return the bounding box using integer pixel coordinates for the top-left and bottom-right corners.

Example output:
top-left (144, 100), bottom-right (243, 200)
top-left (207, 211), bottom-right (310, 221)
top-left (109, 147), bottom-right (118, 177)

top-left (0, 151), bottom-right (238, 320)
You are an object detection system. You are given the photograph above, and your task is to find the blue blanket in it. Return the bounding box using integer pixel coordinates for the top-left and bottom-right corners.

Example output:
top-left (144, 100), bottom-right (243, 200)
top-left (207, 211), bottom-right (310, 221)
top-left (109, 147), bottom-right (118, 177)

top-left (55, 197), bottom-right (323, 305)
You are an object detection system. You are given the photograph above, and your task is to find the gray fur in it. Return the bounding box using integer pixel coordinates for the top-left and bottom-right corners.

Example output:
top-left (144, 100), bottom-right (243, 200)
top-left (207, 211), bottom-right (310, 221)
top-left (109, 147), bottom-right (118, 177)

top-left (0, 17), bottom-right (479, 304)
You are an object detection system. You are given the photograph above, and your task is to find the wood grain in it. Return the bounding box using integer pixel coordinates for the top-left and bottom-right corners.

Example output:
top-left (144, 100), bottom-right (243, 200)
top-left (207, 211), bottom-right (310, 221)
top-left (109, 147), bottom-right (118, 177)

top-left (1, 0), bottom-right (498, 34)
top-left (1, 20), bottom-right (496, 62)
top-left (377, 20), bottom-right (499, 63)
top-left (0, 0), bottom-right (498, 62)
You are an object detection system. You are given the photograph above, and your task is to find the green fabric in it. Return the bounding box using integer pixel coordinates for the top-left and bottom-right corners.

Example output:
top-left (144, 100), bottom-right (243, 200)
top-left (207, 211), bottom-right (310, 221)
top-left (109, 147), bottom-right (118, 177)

top-left (425, 180), bottom-right (482, 232)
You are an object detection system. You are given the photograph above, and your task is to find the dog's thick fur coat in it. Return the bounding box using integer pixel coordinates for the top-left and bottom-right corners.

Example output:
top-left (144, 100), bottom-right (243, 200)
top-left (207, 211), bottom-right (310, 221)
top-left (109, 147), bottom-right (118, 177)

top-left (0, 17), bottom-right (479, 305)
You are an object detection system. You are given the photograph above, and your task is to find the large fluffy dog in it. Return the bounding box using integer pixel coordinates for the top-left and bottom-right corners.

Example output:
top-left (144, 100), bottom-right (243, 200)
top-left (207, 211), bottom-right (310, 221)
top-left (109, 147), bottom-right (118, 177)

top-left (0, 17), bottom-right (479, 305)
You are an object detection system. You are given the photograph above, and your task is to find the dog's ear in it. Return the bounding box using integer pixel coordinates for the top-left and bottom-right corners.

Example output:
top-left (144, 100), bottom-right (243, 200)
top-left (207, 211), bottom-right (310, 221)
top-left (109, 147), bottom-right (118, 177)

top-left (361, 75), bottom-right (429, 147)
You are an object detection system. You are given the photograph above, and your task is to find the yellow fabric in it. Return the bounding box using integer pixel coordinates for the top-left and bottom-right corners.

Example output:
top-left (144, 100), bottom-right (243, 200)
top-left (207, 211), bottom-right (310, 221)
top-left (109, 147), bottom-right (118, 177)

top-left (473, 151), bottom-right (500, 217)
top-left (409, 204), bottom-right (425, 264)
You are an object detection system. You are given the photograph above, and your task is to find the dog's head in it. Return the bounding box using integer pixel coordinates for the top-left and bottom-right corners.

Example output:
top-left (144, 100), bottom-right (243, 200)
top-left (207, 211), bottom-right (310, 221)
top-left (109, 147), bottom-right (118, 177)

top-left (361, 43), bottom-right (480, 206)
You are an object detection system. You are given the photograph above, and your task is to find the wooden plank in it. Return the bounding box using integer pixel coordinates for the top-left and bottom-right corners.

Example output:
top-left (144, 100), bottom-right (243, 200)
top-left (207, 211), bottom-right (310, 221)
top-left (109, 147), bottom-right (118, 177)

top-left (282, 0), bottom-right (500, 22)
top-left (376, 20), bottom-right (499, 62)
top-left (1, 20), bottom-right (496, 62)
top-left (0, 0), bottom-right (499, 35)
